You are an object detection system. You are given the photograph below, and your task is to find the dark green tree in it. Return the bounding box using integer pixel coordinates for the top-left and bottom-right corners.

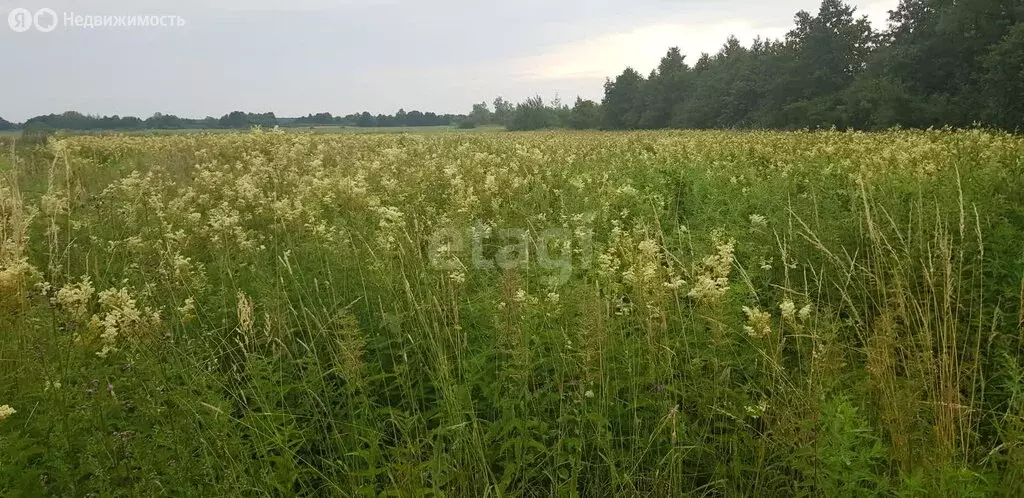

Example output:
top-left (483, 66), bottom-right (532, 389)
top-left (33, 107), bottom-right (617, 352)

top-left (469, 102), bottom-right (492, 127)
top-left (601, 67), bottom-right (646, 129)
top-left (507, 96), bottom-right (559, 131)
top-left (568, 98), bottom-right (601, 129)
top-left (492, 97), bottom-right (513, 126)
top-left (638, 47), bottom-right (690, 129)
top-left (979, 22), bottom-right (1024, 130)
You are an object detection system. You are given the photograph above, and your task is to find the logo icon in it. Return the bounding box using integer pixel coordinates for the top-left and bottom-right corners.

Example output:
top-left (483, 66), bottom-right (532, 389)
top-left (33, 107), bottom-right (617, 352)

top-left (8, 7), bottom-right (59, 32)
top-left (8, 8), bottom-right (32, 32)
top-left (34, 8), bottom-right (57, 32)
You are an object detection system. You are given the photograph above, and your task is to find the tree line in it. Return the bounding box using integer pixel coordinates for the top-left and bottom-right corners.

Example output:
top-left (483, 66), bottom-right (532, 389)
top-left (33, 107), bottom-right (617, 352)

top-left (292, 110), bottom-right (461, 128)
top-left (479, 0), bottom-right (1024, 131)
top-left (0, 109), bottom-right (469, 134)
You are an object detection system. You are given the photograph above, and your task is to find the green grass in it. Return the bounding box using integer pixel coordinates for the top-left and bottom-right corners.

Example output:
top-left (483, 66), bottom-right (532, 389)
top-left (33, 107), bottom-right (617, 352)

top-left (1, 129), bottom-right (1023, 495)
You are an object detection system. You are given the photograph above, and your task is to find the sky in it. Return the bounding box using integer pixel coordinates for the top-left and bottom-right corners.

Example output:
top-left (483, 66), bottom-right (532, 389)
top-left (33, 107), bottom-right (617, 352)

top-left (0, 0), bottom-right (899, 121)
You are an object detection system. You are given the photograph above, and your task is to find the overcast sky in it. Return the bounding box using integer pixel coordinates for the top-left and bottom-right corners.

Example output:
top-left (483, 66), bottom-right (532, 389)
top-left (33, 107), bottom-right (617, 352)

top-left (0, 0), bottom-right (898, 121)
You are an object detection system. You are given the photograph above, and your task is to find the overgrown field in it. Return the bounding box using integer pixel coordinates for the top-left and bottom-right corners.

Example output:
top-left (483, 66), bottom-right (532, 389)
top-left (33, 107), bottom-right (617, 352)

top-left (2, 130), bottom-right (1024, 495)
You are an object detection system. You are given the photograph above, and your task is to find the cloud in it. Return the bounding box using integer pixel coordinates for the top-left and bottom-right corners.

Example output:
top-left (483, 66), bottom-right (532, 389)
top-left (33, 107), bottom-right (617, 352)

top-left (509, 20), bottom-right (790, 81)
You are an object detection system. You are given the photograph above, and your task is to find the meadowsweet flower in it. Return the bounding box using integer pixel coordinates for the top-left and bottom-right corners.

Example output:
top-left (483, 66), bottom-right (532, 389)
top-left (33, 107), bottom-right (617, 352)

top-left (688, 234), bottom-right (734, 303)
top-left (513, 289), bottom-right (528, 304)
top-left (0, 258), bottom-right (39, 307)
top-left (88, 286), bottom-right (160, 355)
top-left (237, 291), bottom-right (254, 338)
top-left (449, 270), bottom-right (467, 284)
top-left (798, 304), bottom-right (813, 322)
top-left (40, 192), bottom-right (69, 216)
top-left (0, 404), bottom-right (15, 421)
top-left (177, 297), bottom-right (197, 321)
top-left (637, 239), bottom-right (659, 257)
top-left (742, 306), bottom-right (772, 339)
top-left (616, 185), bottom-right (638, 197)
top-left (780, 299), bottom-right (796, 322)
top-left (55, 276), bottom-right (95, 319)
top-left (664, 276), bottom-right (686, 290)
top-left (749, 214), bottom-right (768, 228)
top-left (597, 252), bottom-right (620, 281)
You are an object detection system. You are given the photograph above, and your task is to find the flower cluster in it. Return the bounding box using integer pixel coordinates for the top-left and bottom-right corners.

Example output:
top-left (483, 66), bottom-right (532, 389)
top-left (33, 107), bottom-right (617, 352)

top-left (742, 306), bottom-right (773, 339)
top-left (54, 276), bottom-right (95, 319)
top-left (688, 233), bottom-right (735, 304)
top-left (85, 286), bottom-right (161, 357)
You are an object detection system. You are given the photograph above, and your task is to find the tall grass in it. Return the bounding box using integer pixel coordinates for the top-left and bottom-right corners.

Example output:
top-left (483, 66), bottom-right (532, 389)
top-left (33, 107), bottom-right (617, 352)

top-left (1, 129), bottom-right (1023, 495)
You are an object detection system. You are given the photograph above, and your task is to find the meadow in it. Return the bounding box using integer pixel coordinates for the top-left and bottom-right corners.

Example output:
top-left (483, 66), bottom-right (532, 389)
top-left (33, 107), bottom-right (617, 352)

top-left (1, 129), bottom-right (1024, 496)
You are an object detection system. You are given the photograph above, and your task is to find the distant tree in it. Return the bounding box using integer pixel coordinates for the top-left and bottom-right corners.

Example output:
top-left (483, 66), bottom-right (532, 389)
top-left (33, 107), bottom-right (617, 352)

top-left (145, 112), bottom-right (185, 129)
top-left (840, 75), bottom-right (922, 129)
top-left (217, 111), bottom-right (277, 129)
top-left (0, 116), bottom-right (15, 131)
top-left (294, 112), bottom-right (335, 126)
top-left (515, 0), bottom-right (1024, 132)
top-left (785, 1), bottom-right (876, 103)
top-left (979, 23), bottom-right (1024, 130)
top-left (638, 47), bottom-right (690, 128)
top-left (405, 110), bottom-right (425, 126)
top-left (253, 112), bottom-right (277, 128)
top-left (601, 68), bottom-right (645, 129)
top-left (507, 96), bottom-right (559, 131)
top-left (568, 98), bottom-right (601, 129)
top-left (20, 121), bottom-right (55, 142)
top-left (492, 97), bottom-right (513, 126)
top-left (877, 0), bottom-right (1021, 125)
top-left (667, 38), bottom-right (761, 129)
top-left (469, 102), bottom-right (492, 127)
top-left (218, 111), bottom-right (247, 128)
top-left (356, 112), bottom-right (377, 127)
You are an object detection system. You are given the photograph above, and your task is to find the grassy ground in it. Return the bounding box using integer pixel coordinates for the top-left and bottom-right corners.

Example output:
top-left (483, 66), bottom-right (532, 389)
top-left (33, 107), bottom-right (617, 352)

top-left (1, 129), bottom-right (1024, 495)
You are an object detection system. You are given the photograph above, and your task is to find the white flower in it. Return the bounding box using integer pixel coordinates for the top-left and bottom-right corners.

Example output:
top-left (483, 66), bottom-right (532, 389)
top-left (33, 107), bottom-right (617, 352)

top-left (54, 276), bottom-right (95, 319)
top-left (637, 239), bottom-right (659, 257)
top-left (0, 404), bottom-right (15, 421)
top-left (749, 214), bottom-right (768, 228)
top-left (449, 270), bottom-right (466, 284)
top-left (742, 306), bottom-right (772, 339)
top-left (798, 304), bottom-right (813, 322)
top-left (177, 297), bottom-right (197, 321)
top-left (513, 289), bottom-right (528, 303)
top-left (780, 299), bottom-right (796, 322)
top-left (664, 276), bottom-right (686, 290)
top-left (688, 235), bottom-right (734, 304)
